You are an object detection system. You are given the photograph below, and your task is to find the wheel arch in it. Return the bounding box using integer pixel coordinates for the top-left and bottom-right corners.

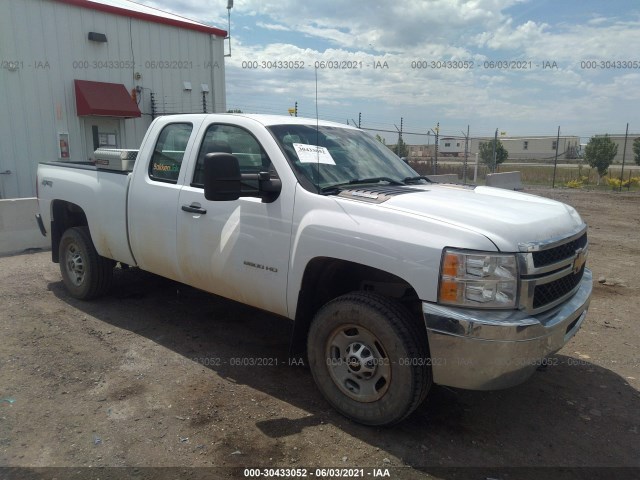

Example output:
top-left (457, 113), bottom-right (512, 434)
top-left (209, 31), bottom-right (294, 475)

top-left (289, 256), bottom-right (424, 359)
top-left (50, 200), bottom-right (88, 263)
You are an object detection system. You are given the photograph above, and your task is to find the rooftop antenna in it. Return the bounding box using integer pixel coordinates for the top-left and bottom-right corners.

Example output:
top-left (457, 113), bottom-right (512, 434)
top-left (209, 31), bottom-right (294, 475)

top-left (224, 0), bottom-right (233, 57)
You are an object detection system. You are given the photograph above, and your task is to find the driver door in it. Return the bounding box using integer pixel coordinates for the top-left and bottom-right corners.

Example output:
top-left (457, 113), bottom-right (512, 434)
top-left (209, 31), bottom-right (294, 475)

top-left (176, 123), bottom-right (293, 317)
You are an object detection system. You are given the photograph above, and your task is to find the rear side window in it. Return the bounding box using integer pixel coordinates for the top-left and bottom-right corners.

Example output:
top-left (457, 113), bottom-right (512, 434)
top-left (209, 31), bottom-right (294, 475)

top-left (149, 123), bottom-right (193, 183)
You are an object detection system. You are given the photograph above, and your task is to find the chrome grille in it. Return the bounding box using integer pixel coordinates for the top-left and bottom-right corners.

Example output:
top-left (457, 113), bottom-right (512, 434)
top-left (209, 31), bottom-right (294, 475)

top-left (519, 225), bottom-right (589, 314)
top-left (533, 265), bottom-right (586, 309)
top-left (532, 233), bottom-right (588, 268)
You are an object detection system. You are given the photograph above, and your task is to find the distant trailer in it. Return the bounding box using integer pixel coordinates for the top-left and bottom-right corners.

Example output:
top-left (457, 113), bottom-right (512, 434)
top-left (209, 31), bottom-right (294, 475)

top-left (439, 137), bottom-right (464, 157)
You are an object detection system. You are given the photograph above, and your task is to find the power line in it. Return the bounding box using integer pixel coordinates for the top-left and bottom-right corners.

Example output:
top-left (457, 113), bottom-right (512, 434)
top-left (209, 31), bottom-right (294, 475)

top-left (224, 101), bottom-right (633, 141)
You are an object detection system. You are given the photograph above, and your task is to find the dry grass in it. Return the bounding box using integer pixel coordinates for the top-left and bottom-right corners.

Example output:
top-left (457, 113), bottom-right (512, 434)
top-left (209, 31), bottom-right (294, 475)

top-left (409, 160), bottom-right (640, 190)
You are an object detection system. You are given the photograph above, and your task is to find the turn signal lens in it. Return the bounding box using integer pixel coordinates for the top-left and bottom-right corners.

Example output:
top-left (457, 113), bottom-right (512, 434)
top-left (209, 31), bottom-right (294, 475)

top-left (442, 253), bottom-right (459, 277)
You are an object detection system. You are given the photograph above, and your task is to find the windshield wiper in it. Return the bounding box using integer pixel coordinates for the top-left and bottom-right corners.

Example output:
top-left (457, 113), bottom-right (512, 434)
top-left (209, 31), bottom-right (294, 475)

top-left (403, 175), bottom-right (433, 184)
top-left (320, 176), bottom-right (405, 194)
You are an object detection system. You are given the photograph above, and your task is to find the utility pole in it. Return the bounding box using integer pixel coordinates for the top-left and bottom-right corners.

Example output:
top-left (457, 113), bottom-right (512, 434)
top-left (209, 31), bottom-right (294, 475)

top-left (399, 117), bottom-right (403, 157)
top-left (552, 126), bottom-right (560, 188)
top-left (462, 125), bottom-right (470, 184)
top-left (394, 118), bottom-right (403, 157)
top-left (358, 112), bottom-right (361, 129)
top-left (294, 101), bottom-right (298, 117)
top-left (474, 153), bottom-right (479, 183)
top-left (431, 122), bottom-right (440, 175)
top-left (620, 122), bottom-right (629, 192)
top-left (491, 128), bottom-right (498, 173)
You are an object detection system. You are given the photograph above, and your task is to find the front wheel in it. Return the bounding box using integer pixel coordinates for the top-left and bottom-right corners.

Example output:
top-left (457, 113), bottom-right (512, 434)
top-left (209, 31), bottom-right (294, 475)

top-left (59, 226), bottom-right (113, 299)
top-left (307, 292), bottom-right (432, 426)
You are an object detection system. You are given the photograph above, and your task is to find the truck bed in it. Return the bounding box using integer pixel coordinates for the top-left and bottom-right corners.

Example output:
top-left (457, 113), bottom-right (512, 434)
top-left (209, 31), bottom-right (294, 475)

top-left (37, 162), bottom-right (136, 266)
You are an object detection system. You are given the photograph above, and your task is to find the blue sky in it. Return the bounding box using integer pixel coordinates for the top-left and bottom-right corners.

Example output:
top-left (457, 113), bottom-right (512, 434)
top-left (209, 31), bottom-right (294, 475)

top-left (142, 0), bottom-right (640, 142)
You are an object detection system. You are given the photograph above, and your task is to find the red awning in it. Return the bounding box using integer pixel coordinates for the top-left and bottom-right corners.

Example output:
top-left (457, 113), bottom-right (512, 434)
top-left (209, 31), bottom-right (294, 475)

top-left (74, 80), bottom-right (141, 118)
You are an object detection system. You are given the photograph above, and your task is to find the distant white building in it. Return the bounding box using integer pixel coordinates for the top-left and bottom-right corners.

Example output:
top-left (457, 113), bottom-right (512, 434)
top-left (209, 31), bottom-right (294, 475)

top-left (407, 135), bottom-right (581, 162)
top-left (407, 144), bottom-right (435, 159)
top-left (439, 137), bottom-right (464, 156)
top-left (469, 136), bottom-right (581, 161)
top-left (592, 134), bottom-right (640, 164)
top-left (0, 0), bottom-right (227, 198)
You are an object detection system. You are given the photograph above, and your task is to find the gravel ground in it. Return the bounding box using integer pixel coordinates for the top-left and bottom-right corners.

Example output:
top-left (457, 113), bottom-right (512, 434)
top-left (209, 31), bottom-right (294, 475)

top-left (0, 187), bottom-right (638, 480)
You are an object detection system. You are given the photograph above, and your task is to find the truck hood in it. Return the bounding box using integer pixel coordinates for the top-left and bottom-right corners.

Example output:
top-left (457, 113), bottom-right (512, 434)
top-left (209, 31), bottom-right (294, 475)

top-left (378, 185), bottom-right (584, 251)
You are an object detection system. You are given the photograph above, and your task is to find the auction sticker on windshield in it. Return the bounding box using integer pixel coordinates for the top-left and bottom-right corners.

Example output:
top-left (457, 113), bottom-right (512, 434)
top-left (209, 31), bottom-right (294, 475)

top-left (293, 143), bottom-right (336, 165)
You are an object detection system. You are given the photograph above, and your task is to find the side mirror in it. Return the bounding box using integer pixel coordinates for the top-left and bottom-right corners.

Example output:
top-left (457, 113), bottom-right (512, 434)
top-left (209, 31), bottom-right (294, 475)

top-left (204, 153), bottom-right (241, 201)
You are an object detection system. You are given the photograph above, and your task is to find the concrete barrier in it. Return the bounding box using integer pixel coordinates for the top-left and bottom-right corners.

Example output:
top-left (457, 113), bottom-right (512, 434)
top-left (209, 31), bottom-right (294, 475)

top-left (0, 198), bottom-right (49, 256)
top-left (427, 174), bottom-right (460, 183)
top-left (485, 171), bottom-right (523, 190)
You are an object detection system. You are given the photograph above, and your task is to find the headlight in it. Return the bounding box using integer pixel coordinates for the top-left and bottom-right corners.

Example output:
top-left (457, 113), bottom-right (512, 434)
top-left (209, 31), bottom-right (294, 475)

top-left (439, 249), bottom-right (518, 309)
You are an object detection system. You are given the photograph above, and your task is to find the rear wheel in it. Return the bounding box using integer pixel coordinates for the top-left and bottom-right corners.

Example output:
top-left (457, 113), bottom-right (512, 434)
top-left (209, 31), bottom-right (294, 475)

top-left (59, 226), bottom-right (113, 299)
top-left (307, 292), bottom-right (431, 426)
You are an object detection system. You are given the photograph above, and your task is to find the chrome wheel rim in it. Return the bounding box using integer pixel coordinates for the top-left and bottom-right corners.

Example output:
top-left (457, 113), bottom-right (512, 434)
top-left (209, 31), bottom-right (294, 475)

top-left (65, 242), bottom-right (85, 286)
top-left (326, 324), bottom-right (391, 402)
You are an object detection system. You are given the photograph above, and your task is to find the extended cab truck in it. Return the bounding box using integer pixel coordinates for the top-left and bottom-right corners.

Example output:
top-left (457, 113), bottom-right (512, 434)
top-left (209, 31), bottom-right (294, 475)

top-left (36, 114), bottom-right (592, 426)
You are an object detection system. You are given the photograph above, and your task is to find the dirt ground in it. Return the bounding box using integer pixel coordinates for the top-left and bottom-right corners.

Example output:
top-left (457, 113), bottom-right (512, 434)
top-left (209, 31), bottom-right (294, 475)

top-left (1, 188), bottom-right (639, 479)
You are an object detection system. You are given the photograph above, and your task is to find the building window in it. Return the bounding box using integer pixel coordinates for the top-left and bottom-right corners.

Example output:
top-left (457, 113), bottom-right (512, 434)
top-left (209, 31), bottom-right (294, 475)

top-left (444, 142), bottom-right (451, 147)
top-left (523, 141), bottom-right (528, 150)
top-left (98, 133), bottom-right (117, 148)
top-left (552, 140), bottom-right (557, 150)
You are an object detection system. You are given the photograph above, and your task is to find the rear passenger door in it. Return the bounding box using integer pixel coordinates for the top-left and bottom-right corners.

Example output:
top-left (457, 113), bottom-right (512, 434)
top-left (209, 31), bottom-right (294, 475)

top-left (176, 123), bottom-right (293, 317)
top-left (128, 121), bottom-right (196, 281)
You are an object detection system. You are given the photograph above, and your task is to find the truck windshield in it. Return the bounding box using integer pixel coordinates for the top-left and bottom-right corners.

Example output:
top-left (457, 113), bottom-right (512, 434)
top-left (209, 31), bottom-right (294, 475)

top-left (268, 124), bottom-right (419, 192)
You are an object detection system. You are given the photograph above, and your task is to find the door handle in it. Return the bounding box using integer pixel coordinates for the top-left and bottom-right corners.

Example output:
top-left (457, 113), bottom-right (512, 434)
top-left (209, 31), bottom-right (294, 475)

top-left (181, 204), bottom-right (207, 215)
top-left (0, 170), bottom-right (11, 175)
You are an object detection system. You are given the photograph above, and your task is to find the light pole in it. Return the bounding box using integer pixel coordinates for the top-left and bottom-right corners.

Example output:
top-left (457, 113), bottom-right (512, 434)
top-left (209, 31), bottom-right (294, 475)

top-left (224, 0), bottom-right (233, 57)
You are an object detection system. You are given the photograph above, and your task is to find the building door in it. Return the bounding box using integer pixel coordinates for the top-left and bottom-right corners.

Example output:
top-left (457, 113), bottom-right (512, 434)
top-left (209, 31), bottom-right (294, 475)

top-left (82, 117), bottom-right (121, 161)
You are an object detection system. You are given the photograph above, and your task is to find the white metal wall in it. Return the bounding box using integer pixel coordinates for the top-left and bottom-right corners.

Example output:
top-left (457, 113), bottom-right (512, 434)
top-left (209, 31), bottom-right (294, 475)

top-left (0, 0), bottom-right (226, 198)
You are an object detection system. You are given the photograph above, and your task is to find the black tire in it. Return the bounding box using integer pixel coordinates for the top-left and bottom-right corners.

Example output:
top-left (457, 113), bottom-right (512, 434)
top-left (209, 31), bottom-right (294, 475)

top-left (307, 292), bottom-right (432, 426)
top-left (59, 226), bottom-right (114, 299)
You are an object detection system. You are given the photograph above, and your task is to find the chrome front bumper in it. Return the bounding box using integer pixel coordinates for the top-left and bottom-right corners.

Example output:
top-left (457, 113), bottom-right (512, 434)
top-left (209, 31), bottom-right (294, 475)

top-left (423, 269), bottom-right (592, 390)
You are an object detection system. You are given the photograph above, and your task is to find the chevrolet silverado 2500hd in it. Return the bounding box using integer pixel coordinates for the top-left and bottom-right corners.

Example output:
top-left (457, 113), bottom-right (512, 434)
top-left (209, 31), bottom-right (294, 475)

top-left (36, 114), bottom-right (592, 425)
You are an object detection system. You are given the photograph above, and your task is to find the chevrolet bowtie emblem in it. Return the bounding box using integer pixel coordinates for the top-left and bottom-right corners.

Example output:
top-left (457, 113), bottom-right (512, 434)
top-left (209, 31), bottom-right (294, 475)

top-left (573, 247), bottom-right (587, 274)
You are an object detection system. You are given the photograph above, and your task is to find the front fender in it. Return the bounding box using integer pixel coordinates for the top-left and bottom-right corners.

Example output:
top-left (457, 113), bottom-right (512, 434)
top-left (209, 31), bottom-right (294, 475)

top-left (286, 184), bottom-right (497, 318)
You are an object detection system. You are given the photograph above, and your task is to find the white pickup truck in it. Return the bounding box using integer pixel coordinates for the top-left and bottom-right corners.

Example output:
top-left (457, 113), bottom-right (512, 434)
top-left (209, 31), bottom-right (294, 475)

top-left (36, 114), bottom-right (592, 425)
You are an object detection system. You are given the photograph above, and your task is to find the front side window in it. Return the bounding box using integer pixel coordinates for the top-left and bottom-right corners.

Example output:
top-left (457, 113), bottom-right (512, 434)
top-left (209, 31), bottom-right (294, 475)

top-left (268, 124), bottom-right (417, 191)
top-left (149, 123), bottom-right (193, 183)
top-left (192, 124), bottom-right (273, 187)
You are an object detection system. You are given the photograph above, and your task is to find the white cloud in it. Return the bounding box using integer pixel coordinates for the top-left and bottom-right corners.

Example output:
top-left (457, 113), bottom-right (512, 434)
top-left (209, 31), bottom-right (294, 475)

top-left (138, 0), bottom-right (639, 134)
top-left (474, 20), bottom-right (548, 50)
top-left (138, 0), bottom-right (227, 27)
top-left (230, 0), bottom-right (524, 53)
top-left (256, 22), bottom-right (291, 32)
